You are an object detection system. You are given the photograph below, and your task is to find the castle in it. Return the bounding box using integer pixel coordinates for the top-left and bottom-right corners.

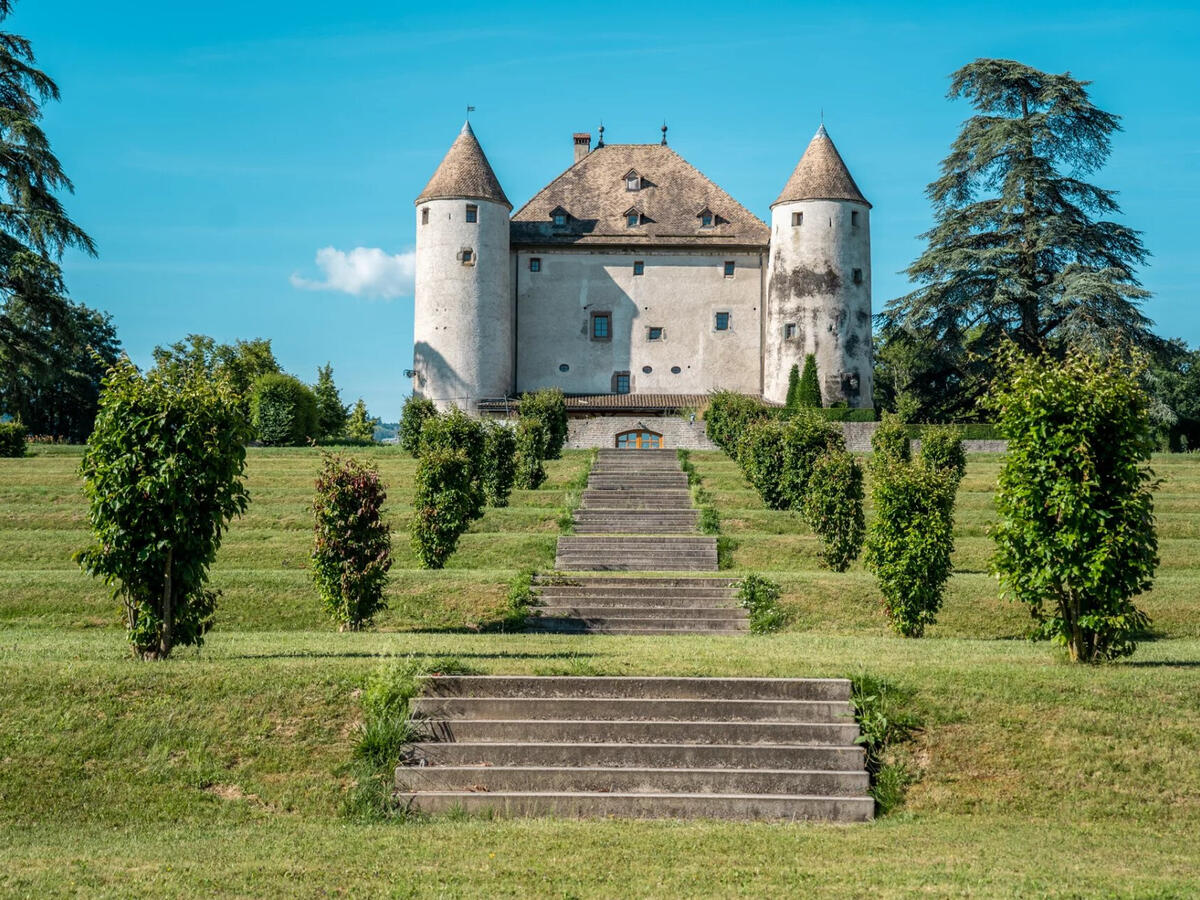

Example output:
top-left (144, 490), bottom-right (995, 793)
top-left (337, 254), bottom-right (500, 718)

top-left (411, 120), bottom-right (873, 431)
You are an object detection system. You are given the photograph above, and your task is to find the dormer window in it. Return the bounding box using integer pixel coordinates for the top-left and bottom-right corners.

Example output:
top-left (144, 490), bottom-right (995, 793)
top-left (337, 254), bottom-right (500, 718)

top-left (624, 207), bottom-right (642, 228)
top-left (698, 208), bottom-right (714, 228)
top-left (550, 206), bottom-right (569, 227)
top-left (553, 213), bottom-right (566, 226)
top-left (625, 170), bottom-right (641, 191)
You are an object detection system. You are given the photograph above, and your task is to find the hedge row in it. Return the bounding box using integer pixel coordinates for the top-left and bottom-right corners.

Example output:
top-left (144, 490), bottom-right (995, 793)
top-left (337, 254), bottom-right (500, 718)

top-left (0, 421), bottom-right (28, 457)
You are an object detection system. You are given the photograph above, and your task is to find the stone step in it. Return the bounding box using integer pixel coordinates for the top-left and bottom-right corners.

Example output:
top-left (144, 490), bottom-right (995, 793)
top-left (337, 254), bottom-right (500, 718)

top-left (421, 676), bottom-right (851, 702)
top-left (558, 536), bottom-right (715, 547)
top-left (405, 739), bottom-right (864, 767)
top-left (420, 719), bottom-right (861, 745)
top-left (533, 577), bottom-right (739, 588)
top-left (412, 697), bottom-right (849, 722)
top-left (525, 616), bottom-right (748, 633)
top-left (535, 604), bottom-right (741, 617)
top-left (536, 585), bottom-right (736, 598)
top-left (395, 791), bottom-right (874, 823)
top-left (555, 560), bottom-right (718, 573)
top-left (573, 526), bottom-right (701, 535)
top-left (395, 765), bottom-right (868, 796)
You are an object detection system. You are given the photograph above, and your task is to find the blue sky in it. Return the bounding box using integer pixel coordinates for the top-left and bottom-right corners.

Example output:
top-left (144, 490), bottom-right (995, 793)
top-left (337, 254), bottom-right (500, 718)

top-left (18, 0), bottom-right (1200, 417)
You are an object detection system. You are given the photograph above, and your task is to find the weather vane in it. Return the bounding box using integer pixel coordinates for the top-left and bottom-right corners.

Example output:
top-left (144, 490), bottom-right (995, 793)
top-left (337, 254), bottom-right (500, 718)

top-left (466, 105), bottom-right (475, 119)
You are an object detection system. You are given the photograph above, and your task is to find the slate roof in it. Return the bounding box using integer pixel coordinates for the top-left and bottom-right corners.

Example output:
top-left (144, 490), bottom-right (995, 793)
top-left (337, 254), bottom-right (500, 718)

top-left (773, 125), bottom-right (870, 208)
top-left (511, 144), bottom-right (770, 248)
top-left (416, 121), bottom-right (511, 210)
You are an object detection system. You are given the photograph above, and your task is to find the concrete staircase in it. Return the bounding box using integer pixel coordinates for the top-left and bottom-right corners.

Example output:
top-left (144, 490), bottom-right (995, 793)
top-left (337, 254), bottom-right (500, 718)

top-left (527, 449), bottom-right (748, 634)
top-left (396, 675), bottom-right (873, 822)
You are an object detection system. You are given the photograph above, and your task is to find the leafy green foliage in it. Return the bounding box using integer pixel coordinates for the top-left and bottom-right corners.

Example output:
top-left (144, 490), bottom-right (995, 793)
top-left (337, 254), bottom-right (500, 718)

top-left (802, 449), bottom-right (866, 571)
top-left (514, 416), bottom-right (548, 490)
top-left (519, 389), bottom-right (568, 459)
top-left (345, 398), bottom-right (378, 444)
top-left (480, 420), bottom-right (516, 507)
top-left (736, 574), bottom-right (786, 633)
top-left (737, 412), bottom-right (844, 511)
top-left (250, 373), bottom-right (319, 446)
top-left (798, 353), bottom-right (822, 408)
top-left (704, 390), bottom-right (771, 452)
top-left (152, 335), bottom-right (280, 403)
top-left (0, 419), bottom-right (26, 456)
top-left (879, 58), bottom-right (1152, 420)
top-left (75, 357), bottom-right (251, 658)
top-left (784, 363), bottom-right (800, 410)
top-left (1147, 337), bottom-right (1200, 451)
top-left (865, 428), bottom-right (964, 637)
top-left (410, 449), bottom-right (475, 569)
top-left (989, 347), bottom-right (1157, 661)
top-left (871, 413), bottom-right (911, 464)
top-left (736, 420), bottom-right (789, 509)
top-left (419, 407), bottom-right (485, 517)
top-left (398, 395), bottom-right (436, 457)
top-left (850, 674), bottom-right (923, 815)
top-left (310, 454), bottom-right (392, 631)
top-left (313, 363), bottom-right (348, 439)
top-left (920, 427), bottom-right (967, 481)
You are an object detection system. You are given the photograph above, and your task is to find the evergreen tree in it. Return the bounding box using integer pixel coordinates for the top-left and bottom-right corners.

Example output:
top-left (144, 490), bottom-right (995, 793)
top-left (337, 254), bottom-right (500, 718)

top-left (0, 3), bottom-right (98, 414)
top-left (784, 364), bottom-right (801, 410)
top-left (879, 59), bottom-right (1152, 419)
top-left (346, 398), bottom-right (378, 443)
top-left (314, 363), bottom-right (348, 439)
top-left (798, 354), bottom-right (822, 408)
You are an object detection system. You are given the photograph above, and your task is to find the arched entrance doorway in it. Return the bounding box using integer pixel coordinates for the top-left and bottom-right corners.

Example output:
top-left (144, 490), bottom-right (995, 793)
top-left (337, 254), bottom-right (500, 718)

top-left (615, 428), bottom-right (663, 449)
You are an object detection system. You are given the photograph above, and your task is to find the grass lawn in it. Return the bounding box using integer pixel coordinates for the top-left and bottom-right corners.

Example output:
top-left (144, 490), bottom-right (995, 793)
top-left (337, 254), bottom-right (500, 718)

top-left (1, 445), bottom-right (1198, 897)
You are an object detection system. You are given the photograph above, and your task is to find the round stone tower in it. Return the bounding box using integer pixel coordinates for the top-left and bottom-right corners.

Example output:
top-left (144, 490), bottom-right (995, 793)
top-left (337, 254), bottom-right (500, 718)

top-left (764, 125), bottom-right (872, 408)
top-left (412, 121), bottom-right (513, 412)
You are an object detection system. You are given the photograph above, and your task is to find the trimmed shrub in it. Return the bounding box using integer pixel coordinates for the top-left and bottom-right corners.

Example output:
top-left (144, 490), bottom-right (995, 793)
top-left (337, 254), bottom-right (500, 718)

top-left (519, 388), bottom-right (569, 459)
top-left (813, 407), bottom-right (876, 423)
top-left (398, 395), bottom-right (436, 457)
top-left (784, 364), bottom-right (801, 410)
top-left (704, 390), bottom-right (770, 452)
top-left (778, 412), bottom-right (844, 508)
top-left (872, 413), bottom-right (911, 463)
top-left (481, 420), bottom-right (517, 507)
top-left (920, 427), bottom-right (967, 482)
top-left (420, 407), bottom-right (486, 518)
top-left (989, 348), bottom-right (1157, 662)
top-left (251, 373), bottom-right (319, 446)
top-left (514, 416), bottom-right (548, 490)
top-left (311, 453), bottom-right (392, 630)
top-left (798, 353), bottom-right (822, 407)
top-left (803, 449), bottom-right (866, 571)
top-left (0, 421), bottom-right (27, 457)
top-left (410, 449), bottom-right (475, 569)
top-left (736, 420), bottom-right (789, 509)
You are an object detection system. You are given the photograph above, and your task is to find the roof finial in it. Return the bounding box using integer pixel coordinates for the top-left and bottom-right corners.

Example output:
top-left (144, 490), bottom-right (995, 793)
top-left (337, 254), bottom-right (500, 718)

top-left (661, 121), bottom-right (668, 146)
top-left (596, 122), bottom-right (605, 148)
top-left (466, 105), bottom-right (475, 120)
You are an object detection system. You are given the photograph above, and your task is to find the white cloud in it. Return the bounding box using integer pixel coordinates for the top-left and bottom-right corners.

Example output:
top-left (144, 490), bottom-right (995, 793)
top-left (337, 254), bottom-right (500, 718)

top-left (290, 246), bottom-right (415, 299)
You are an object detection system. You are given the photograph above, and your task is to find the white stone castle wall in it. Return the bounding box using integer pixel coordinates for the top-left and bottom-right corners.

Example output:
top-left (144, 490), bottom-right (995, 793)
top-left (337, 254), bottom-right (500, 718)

top-left (412, 197), bottom-right (513, 411)
top-left (764, 199), bottom-right (872, 407)
top-left (514, 249), bottom-right (763, 396)
top-left (565, 415), bottom-right (717, 450)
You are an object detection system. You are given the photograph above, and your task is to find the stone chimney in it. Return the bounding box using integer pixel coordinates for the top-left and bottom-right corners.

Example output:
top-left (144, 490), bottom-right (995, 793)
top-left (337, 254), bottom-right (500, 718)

top-left (573, 132), bottom-right (592, 164)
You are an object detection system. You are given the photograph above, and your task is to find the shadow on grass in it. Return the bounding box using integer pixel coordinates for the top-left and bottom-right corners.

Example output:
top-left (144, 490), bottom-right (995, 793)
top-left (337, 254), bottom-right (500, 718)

top-left (228, 649), bottom-right (608, 661)
top-left (1120, 659), bottom-right (1200, 667)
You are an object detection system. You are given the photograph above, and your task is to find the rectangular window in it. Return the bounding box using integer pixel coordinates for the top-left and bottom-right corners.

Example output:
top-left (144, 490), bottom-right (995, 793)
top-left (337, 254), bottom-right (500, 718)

top-left (851, 210), bottom-right (859, 226)
top-left (648, 326), bottom-right (664, 341)
top-left (529, 257), bottom-right (541, 273)
top-left (792, 211), bottom-right (803, 227)
top-left (591, 312), bottom-right (611, 341)
top-left (633, 260), bottom-right (644, 276)
top-left (714, 312), bottom-right (730, 331)
top-left (701, 213), bottom-right (713, 227)
top-left (627, 213), bottom-right (640, 227)
top-left (613, 371), bottom-right (630, 394)
top-left (784, 323), bottom-right (796, 340)
top-left (553, 213), bottom-right (566, 226)
top-left (421, 208), bottom-right (429, 225)
top-left (853, 268), bottom-right (863, 285)
top-left (465, 204), bottom-right (478, 223)
top-left (461, 249), bottom-right (474, 265)
top-left (723, 260), bottom-right (735, 277)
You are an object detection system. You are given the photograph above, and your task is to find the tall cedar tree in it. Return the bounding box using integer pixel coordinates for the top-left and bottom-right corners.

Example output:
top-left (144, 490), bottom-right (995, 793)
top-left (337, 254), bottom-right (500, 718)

top-left (0, 2), bottom-right (99, 422)
top-left (798, 353), bottom-right (822, 408)
top-left (878, 59), bottom-right (1151, 419)
top-left (314, 363), bottom-right (349, 439)
top-left (784, 364), bottom-right (801, 410)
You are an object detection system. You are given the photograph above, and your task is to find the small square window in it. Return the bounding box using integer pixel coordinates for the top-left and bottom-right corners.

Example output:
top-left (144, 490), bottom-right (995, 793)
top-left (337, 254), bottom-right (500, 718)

top-left (851, 210), bottom-right (859, 226)
top-left (627, 213), bottom-right (640, 227)
top-left (553, 213), bottom-right (566, 226)
top-left (626, 174), bottom-right (640, 191)
top-left (591, 313), bottom-right (611, 341)
top-left (529, 257), bottom-right (541, 272)
top-left (614, 371), bottom-right (630, 394)
top-left (648, 326), bottom-right (664, 341)
top-left (714, 312), bottom-right (730, 331)
top-left (421, 208), bottom-right (429, 225)
top-left (465, 204), bottom-right (478, 223)
top-left (461, 249), bottom-right (474, 265)
top-left (633, 260), bottom-right (644, 276)
top-left (792, 211), bottom-right (803, 227)
top-left (853, 268), bottom-right (863, 285)
top-left (723, 261), bottom-right (735, 277)
top-left (784, 323), bottom-right (797, 340)
top-left (701, 212), bottom-right (713, 227)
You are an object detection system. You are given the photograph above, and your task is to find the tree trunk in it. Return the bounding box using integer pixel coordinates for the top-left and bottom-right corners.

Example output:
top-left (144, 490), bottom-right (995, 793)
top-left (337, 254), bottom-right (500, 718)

top-left (159, 548), bottom-right (174, 659)
top-left (1018, 93), bottom-right (1042, 354)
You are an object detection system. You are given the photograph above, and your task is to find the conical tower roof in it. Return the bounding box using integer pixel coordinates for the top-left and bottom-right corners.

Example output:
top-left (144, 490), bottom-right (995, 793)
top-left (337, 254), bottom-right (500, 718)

top-left (773, 125), bottom-right (870, 208)
top-left (416, 121), bottom-right (511, 209)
